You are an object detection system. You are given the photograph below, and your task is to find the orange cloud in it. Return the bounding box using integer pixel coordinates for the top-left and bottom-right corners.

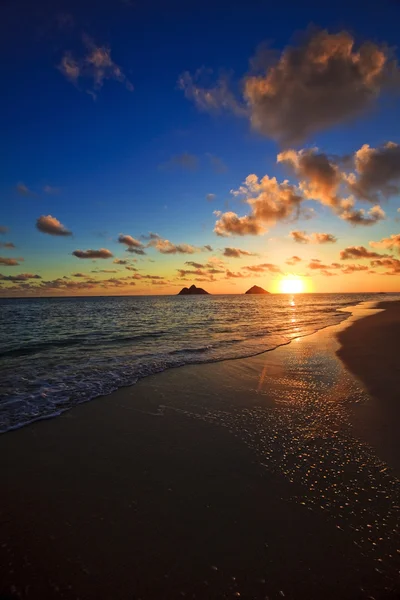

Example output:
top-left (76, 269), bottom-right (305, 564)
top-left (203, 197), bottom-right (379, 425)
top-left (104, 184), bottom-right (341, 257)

top-left (244, 263), bottom-right (282, 273)
top-left (59, 35), bottom-right (133, 96)
top-left (118, 234), bottom-right (146, 255)
top-left (147, 235), bottom-right (210, 254)
top-left (286, 255), bottom-right (302, 266)
top-left (181, 30), bottom-right (397, 144)
top-left (36, 215), bottom-right (72, 236)
top-left (0, 257), bottom-right (21, 266)
top-left (223, 247), bottom-right (258, 258)
top-left (290, 230), bottom-right (337, 244)
top-left (72, 248), bottom-right (113, 259)
top-left (0, 273), bottom-right (41, 281)
top-left (370, 257), bottom-right (400, 274)
top-left (340, 245), bottom-right (390, 260)
top-left (370, 233), bottom-right (400, 253)
top-left (244, 30), bottom-right (395, 144)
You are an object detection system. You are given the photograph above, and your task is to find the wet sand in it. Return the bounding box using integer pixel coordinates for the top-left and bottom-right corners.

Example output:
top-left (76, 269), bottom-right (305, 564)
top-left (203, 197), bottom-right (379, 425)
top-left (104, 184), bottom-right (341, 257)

top-left (1, 302), bottom-right (400, 599)
top-left (337, 300), bottom-right (400, 473)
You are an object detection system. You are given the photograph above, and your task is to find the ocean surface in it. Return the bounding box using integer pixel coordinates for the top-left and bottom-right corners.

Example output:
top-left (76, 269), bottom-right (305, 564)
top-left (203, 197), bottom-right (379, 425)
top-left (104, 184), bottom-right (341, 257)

top-left (0, 293), bottom-right (398, 433)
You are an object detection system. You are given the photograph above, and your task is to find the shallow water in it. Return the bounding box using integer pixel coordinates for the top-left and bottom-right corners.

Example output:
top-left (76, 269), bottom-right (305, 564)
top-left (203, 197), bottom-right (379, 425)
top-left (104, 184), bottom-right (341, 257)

top-left (1, 292), bottom-right (398, 432)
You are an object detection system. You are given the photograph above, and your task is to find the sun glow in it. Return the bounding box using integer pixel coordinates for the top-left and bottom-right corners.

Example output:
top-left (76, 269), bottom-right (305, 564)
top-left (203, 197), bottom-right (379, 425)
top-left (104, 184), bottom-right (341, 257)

top-left (279, 277), bottom-right (304, 294)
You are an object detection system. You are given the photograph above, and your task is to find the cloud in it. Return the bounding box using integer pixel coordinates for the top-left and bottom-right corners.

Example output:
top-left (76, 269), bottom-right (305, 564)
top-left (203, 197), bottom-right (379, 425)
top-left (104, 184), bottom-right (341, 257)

top-left (185, 261), bottom-right (204, 268)
top-left (370, 233), bottom-right (400, 253)
top-left (341, 264), bottom-right (369, 274)
top-left (370, 257), bottom-right (400, 274)
top-left (307, 259), bottom-right (341, 271)
top-left (16, 182), bottom-right (36, 197)
top-left (340, 245), bottom-right (390, 260)
top-left (72, 248), bottom-right (113, 259)
top-left (214, 211), bottom-right (265, 236)
top-left (59, 35), bottom-right (133, 96)
top-left (206, 153), bottom-right (228, 174)
top-left (244, 29), bottom-right (398, 144)
top-left (43, 185), bottom-right (60, 194)
top-left (118, 234), bottom-right (146, 255)
top-left (286, 255), bottom-right (302, 266)
top-left (278, 148), bottom-right (342, 208)
top-left (181, 30), bottom-right (399, 144)
top-left (160, 153), bottom-right (198, 171)
top-left (113, 259), bottom-right (129, 265)
top-left (206, 193), bottom-right (216, 202)
top-left (0, 257), bottom-right (20, 266)
top-left (36, 215), bottom-right (72, 236)
top-left (340, 203), bottom-right (386, 226)
top-left (243, 262), bottom-right (282, 273)
top-left (72, 273), bottom-right (86, 277)
top-left (223, 247), bottom-right (258, 258)
top-left (225, 269), bottom-right (246, 278)
top-left (0, 242), bottom-right (15, 249)
top-left (290, 230), bottom-right (337, 244)
top-left (125, 266), bottom-right (138, 271)
top-left (178, 68), bottom-right (245, 116)
top-left (347, 142), bottom-right (400, 202)
top-left (0, 273), bottom-right (41, 281)
top-left (215, 174), bottom-right (302, 236)
top-left (147, 237), bottom-right (209, 254)
top-left (0, 226), bottom-right (9, 234)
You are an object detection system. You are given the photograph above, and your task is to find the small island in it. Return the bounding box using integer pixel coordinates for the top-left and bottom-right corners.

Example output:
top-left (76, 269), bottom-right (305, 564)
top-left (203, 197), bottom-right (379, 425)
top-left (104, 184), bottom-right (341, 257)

top-left (245, 285), bottom-right (270, 295)
top-left (178, 284), bottom-right (210, 295)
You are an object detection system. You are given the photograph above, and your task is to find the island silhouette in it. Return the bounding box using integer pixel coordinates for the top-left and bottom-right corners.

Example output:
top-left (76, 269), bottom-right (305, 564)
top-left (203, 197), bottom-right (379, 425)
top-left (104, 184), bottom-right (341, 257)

top-left (245, 285), bottom-right (270, 294)
top-left (178, 284), bottom-right (210, 295)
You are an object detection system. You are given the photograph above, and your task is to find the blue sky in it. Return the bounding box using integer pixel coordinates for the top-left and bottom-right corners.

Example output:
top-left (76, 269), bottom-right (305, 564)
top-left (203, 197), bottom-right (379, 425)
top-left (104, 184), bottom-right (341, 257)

top-left (1, 0), bottom-right (400, 294)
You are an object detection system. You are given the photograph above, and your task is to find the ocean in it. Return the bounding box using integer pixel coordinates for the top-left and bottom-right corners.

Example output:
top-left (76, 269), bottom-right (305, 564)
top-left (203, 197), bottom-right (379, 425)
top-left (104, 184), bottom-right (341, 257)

top-left (1, 292), bottom-right (398, 433)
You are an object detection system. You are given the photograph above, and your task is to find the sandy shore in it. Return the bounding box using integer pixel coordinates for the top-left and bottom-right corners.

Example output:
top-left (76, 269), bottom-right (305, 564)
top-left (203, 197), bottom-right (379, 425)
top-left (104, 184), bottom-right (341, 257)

top-left (1, 301), bottom-right (400, 599)
top-left (337, 300), bottom-right (400, 473)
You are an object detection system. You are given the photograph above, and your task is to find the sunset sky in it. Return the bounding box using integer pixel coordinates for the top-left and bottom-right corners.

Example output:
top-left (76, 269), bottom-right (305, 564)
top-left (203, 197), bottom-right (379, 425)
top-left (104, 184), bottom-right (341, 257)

top-left (2, 0), bottom-right (400, 295)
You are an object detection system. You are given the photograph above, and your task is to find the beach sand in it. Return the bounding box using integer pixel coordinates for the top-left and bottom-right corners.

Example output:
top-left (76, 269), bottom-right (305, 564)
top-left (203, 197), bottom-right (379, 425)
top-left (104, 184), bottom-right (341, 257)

top-left (1, 301), bottom-right (400, 599)
top-left (337, 300), bottom-right (400, 473)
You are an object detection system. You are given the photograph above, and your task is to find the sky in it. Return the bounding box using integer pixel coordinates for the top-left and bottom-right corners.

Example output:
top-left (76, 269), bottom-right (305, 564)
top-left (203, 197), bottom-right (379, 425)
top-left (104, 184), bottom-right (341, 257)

top-left (1, 0), bottom-right (400, 296)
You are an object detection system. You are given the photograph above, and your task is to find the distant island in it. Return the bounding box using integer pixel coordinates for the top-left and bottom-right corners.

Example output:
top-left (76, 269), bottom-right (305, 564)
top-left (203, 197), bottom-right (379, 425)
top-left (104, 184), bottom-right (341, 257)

top-left (178, 284), bottom-right (210, 295)
top-left (245, 285), bottom-right (270, 295)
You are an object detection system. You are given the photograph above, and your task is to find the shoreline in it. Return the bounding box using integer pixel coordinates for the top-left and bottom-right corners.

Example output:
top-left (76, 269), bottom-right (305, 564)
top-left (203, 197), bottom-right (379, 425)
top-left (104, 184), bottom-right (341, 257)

top-left (1, 295), bottom-right (363, 436)
top-left (1, 300), bottom-right (400, 598)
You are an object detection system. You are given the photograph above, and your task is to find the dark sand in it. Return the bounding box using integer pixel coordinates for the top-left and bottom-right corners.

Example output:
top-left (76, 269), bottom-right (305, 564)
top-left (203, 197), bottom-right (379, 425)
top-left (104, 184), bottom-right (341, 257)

top-left (337, 301), bottom-right (400, 473)
top-left (1, 301), bottom-right (400, 599)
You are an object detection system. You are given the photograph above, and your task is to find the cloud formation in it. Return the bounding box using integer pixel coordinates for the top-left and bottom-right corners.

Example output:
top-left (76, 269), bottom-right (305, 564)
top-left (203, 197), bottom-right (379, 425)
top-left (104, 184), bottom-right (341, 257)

top-left (0, 257), bottom-right (20, 266)
top-left (290, 230), bottom-right (337, 244)
top-left (286, 255), bottom-right (302, 266)
top-left (0, 273), bottom-right (41, 281)
top-left (59, 35), bottom-right (133, 96)
top-left (215, 174), bottom-right (302, 236)
top-left (147, 235), bottom-right (211, 254)
top-left (178, 68), bottom-right (245, 116)
top-left (244, 30), bottom-right (397, 144)
top-left (370, 233), bottom-right (400, 253)
top-left (370, 257), bottom-right (400, 274)
top-left (223, 247), bottom-right (257, 258)
top-left (72, 248), bottom-right (113, 259)
top-left (181, 30), bottom-right (399, 144)
top-left (206, 193), bottom-right (216, 201)
top-left (340, 245), bottom-right (389, 260)
top-left (348, 142), bottom-right (400, 202)
top-left (118, 234), bottom-right (146, 255)
top-left (36, 215), bottom-right (72, 236)
top-left (243, 262), bottom-right (282, 273)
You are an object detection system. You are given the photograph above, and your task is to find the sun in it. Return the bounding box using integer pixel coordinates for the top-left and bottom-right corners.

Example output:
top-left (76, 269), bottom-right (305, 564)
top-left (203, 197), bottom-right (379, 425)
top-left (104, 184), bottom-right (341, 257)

top-left (279, 277), bottom-right (304, 294)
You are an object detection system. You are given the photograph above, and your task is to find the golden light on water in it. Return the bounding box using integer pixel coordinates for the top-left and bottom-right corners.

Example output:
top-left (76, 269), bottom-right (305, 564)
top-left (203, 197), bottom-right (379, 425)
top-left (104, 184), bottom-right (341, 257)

top-left (279, 277), bottom-right (305, 294)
